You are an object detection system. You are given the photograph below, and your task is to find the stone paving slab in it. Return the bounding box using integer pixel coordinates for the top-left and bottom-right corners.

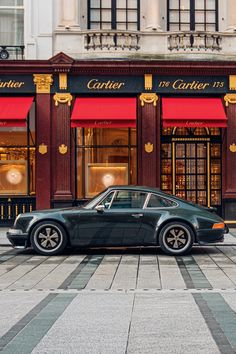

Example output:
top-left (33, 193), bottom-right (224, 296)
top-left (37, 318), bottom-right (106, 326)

top-left (0, 236), bottom-right (236, 353)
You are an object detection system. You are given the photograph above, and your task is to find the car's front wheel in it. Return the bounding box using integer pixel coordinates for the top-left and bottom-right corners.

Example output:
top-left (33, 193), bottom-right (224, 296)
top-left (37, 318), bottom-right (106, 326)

top-left (158, 222), bottom-right (194, 256)
top-left (30, 221), bottom-right (67, 256)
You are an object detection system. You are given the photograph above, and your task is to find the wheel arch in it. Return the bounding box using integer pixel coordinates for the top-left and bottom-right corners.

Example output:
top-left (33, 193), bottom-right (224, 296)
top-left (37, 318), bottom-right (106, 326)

top-left (28, 218), bottom-right (71, 247)
top-left (155, 218), bottom-right (197, 245)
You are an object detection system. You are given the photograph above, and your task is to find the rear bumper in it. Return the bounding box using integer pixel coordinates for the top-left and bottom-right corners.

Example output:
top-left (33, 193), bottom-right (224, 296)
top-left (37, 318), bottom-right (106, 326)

top-left (7, 229), bottom-right (29, 248)
top-left (196, 228), bottom-right (226, 244)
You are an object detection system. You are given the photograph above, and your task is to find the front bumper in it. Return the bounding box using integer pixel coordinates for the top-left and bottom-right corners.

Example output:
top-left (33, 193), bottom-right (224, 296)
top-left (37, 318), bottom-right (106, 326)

top-left (7, 229), bottom-right (29, 248)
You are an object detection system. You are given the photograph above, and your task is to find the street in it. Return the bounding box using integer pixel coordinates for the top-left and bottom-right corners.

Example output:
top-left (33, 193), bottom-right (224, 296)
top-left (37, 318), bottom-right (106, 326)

top-left (0, 232), bottom-right (236, 353)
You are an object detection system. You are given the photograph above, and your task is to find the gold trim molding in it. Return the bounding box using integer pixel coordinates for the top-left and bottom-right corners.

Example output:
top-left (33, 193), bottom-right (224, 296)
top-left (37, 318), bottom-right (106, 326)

top-left (59, 144), bottom-right (68, 154)
top-left (33, 74), bottom-right (53, 94)
top-left (224, 94), bottom-right (236, 106)
top-left (229, 75), bottom-right (236, 90)
top-left (144, 142), bottom-right (154, 153)
top-left (38, 143), bottom-right (48, 155)
top-left (53, 93), bottom-right (73, 106)
top-left (144, 74), bottom-right (153, 90)
top-left (139, 93), bottom-right (158, 107)
top-left (59, 73), bottom-right (68, 90)
top-left (229, 143), bottom-right (236, 153)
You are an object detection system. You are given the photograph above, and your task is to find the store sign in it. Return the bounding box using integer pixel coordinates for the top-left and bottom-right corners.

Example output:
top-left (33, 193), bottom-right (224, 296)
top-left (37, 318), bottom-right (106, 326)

top-left (154, 76), bottom-right (228, 93)
top-left (53, 75), bottom-right (230, 94)
top-left (55, 76), bottom-right (144, 93)
top-left (0, 76), bottom-right (35, 93)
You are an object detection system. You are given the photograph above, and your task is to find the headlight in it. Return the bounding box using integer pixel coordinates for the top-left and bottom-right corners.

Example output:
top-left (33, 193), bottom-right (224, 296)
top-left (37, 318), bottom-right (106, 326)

top-left (212, 222), bottom-right (225, 229)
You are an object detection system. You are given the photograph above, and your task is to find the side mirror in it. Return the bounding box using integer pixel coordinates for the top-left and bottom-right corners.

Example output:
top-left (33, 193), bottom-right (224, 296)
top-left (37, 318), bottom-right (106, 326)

top-left (95, 204), bottom-right (105, 212)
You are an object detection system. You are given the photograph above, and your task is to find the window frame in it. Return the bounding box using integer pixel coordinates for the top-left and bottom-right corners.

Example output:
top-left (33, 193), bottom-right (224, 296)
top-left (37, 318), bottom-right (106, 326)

top-left (88, 0), bottom-right (140, 30)
top-left (167, 0), bottom-right (219, 32)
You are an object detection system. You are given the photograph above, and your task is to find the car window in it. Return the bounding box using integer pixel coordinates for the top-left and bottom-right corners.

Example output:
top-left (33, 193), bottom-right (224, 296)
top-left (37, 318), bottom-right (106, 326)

top-left (147, 194), bottom-right (177, 208)
top-left (110, 191), bottom-right (147, 209)
top-left (99, 192), bottom-right (115, 209)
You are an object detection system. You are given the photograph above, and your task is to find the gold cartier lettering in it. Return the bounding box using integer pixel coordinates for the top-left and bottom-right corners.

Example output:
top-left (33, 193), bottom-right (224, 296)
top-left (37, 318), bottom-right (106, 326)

top-left (173, 79), bottom-right (210, 90)
top-left (0, 80), bottom-right (24, 89)
top-left (87, 79), bottom-right (125, 90)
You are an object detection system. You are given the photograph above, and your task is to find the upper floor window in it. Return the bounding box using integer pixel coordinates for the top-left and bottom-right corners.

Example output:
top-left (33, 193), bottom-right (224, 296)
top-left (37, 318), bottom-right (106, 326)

top-left (0, 0), bottom-right (24, 46)
top-left (167, 0), bottom-right (218, 31)
top-left (88, 0), bottom-right (140, 30)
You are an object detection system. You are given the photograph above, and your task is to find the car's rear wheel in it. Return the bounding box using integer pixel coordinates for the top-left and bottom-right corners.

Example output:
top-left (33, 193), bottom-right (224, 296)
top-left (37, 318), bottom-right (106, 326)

top-left (30, 221), bottom-right (67, 256)
top-left (159, 222), bottom-right (194, 256)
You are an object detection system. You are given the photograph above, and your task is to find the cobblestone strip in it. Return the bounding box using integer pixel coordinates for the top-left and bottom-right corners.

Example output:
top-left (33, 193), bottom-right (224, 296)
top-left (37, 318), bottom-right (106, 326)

top-left (176, 255), bottom-right (212, 289)
top-left (193, 293), bottom-right (236, 354)
top-left (59, 254), bottom-right (104, 289)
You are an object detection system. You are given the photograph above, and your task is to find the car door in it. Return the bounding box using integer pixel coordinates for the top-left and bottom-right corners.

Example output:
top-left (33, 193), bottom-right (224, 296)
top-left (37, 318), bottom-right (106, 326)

top-left (77, 190), bottom-right (147, 247)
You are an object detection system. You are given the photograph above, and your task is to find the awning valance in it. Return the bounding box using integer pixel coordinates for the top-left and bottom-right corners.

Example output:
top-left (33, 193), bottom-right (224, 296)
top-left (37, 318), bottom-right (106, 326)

top-left (162, 98), bottom-right (227, 128)
top-left (0, 97), bottom-right (34, 127)
top-left (71, 97), bottom-right (136, 128)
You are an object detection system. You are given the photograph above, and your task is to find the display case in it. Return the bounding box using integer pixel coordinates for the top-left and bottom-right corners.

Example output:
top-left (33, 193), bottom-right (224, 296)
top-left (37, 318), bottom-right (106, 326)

top-left (85, 163), bottom-right (128, 197)
top-left (0, 160), bottom-right (27, 195)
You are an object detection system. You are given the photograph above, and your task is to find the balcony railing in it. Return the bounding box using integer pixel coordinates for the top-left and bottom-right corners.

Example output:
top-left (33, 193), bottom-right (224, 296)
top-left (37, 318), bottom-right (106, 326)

top-left (0, 45), bottom-right (25, 60)
top-left (85, 30), bottom-right (140, 51)
top-left (168, 32), bottom-right (222, 52)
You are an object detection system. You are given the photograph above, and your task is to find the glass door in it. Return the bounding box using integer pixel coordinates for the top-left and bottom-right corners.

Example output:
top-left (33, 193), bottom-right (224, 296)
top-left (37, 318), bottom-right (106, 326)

top-left (161, 128), bottom-right (222, 213)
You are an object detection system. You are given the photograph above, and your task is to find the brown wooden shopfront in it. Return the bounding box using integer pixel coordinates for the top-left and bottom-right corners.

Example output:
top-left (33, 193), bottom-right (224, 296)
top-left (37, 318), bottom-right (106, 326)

top-left (1, 53), bottom-right (236, 225)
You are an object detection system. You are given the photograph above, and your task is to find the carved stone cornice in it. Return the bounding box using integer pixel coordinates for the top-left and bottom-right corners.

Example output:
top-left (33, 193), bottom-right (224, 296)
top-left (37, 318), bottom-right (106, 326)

top-left (53, 93), bottom-right (73, 106)
top-left (139, 93), bottom-right (158, 107)
top-left (33, 74), bottom-right (53, 94)
top-left (224, 94), bottom-right (236, 106)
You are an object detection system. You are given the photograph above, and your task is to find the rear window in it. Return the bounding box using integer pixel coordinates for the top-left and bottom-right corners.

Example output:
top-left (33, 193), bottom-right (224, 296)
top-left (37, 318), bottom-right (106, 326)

top-left (147, 194), bottom-right (177, 208)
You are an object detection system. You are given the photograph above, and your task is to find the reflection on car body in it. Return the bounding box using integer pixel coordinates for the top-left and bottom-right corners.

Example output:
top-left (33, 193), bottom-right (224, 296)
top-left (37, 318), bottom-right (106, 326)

top-left (7, 186), bottom-right (228, 256)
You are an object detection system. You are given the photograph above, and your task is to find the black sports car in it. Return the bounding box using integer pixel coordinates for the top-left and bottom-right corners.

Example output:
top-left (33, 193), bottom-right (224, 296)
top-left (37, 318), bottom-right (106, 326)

top-left (7, 186), bottom-right (228, 256)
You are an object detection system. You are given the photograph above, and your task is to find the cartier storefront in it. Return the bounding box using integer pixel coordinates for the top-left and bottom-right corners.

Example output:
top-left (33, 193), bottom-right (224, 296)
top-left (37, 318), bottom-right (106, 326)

top-left (0, 53), bottom-right (236, 226)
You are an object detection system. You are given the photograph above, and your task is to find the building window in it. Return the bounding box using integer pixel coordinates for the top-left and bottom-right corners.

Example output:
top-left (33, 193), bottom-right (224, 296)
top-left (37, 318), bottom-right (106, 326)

top-left (0, 104), bottom-right (35, 196)
top-left (88, 0), bottom-right (140, 30)
top-left (167, 0), bottom-right (218, 31)
top-left (0, 0), bottom-right (24, 46)
top-left (76, 128), bottom-right (137, 199)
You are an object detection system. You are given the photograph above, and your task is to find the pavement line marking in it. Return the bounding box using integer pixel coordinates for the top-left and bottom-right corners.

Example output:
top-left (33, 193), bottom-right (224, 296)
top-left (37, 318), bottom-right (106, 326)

top-left (0, 293), bottom-right (57, 351)
top-left (0, 293), bottom-right (77, 354)
top-left (193, 293), bottom-right (236, 354)
top-left (59, 254), bottom-right (104, 290)
top-left (176, 255), bottom-right (212, 289)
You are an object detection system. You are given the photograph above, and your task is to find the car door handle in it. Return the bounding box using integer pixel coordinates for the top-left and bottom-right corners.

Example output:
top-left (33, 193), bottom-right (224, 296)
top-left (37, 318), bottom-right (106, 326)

top-left (131, 213), bottom-right (143, 218)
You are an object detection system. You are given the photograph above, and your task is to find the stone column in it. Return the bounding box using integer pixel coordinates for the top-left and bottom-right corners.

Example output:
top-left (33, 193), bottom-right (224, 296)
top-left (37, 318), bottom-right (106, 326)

top-left (226, 0), bottom-right (236, 31)
top-left (59, 0), bottom-right (80, 28)
top-left (145, 0), bottom-right (161, 31)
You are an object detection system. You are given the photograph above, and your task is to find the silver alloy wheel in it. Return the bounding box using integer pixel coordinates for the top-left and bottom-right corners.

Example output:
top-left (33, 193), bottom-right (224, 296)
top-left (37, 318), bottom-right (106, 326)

top-left (33, 223), bottom-right (63, 253)
top-left (162, 224), bottom-right (192, 253)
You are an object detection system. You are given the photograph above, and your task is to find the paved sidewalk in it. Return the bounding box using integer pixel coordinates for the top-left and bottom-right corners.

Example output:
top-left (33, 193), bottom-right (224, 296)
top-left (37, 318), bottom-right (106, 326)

top-left (1, 226), bottom-right (236, 247)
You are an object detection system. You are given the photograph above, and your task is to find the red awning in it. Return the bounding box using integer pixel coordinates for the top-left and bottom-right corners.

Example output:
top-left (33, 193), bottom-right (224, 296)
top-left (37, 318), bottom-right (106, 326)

top-left (162, 98), bottom-right (227, 128)
top-left (0, 97), bottom-right (34, 127)
top-left (71, 97), bottom-right (136, 128)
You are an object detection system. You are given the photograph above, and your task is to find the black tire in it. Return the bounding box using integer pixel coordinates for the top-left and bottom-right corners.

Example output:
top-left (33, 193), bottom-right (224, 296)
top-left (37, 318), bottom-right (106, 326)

top-left (158, 222), bottom-right (194, 256)
top-left (30, 221), bottom-right (67, 256)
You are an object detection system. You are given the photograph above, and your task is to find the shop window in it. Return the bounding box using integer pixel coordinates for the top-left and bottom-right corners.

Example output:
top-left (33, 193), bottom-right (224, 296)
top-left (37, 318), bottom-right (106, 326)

top-left (88, 0), bottom-right (140, 30)
top-left (76, 127), bottom-right (137, 199)
top-left (0, 104), bottom-right (35, 196)
top-left (161, 127), bottom-right (222, 210)
top-left (167, 0), bottom-right (218, 31)
top-left (0, 0), bottom-right (24, 46)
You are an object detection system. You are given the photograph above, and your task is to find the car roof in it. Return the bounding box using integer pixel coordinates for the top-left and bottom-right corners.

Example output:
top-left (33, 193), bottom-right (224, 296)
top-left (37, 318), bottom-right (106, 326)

top-left (106, 185), bottom-right (161, 193)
